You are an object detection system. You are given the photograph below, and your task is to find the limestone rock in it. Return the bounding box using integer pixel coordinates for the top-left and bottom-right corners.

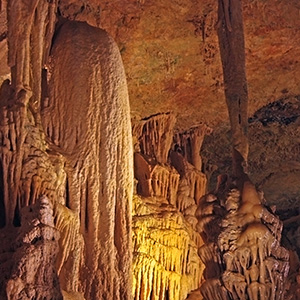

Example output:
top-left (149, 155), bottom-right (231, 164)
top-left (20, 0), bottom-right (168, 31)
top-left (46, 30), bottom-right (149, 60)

top-left (132, 195), bottom-right (204, 300)
top-left (5, 196), bottom-right (63, 300)
top-left (196, 180), bottom-right (290, 300)
top-left (41, 20), bottom-right (133, 299)
top-left (173, 124), bottom-right (212, 171)
top-left (132, 112), bottom-right (176, 164)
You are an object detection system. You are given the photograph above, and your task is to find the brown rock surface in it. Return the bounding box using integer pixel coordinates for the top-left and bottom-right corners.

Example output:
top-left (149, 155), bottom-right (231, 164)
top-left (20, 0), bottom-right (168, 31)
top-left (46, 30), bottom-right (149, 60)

top-left (0, 0), bottom-right (299, 129)
top-left (1, 196), bottom-right (63, 300)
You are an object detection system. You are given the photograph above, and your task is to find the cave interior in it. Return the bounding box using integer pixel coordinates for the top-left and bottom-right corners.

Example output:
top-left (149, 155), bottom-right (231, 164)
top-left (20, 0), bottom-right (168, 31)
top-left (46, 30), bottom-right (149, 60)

top-left (0, 0), bottom-right (300, 299)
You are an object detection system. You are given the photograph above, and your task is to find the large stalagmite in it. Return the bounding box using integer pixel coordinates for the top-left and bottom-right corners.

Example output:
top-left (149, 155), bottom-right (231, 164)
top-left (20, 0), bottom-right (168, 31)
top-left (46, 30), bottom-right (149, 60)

top-left (41, 21), bottom-right (133, 299)
top-left (193, 0), bottom-right (291, 299)
top-left (0, 2), bottom-right (133, 299)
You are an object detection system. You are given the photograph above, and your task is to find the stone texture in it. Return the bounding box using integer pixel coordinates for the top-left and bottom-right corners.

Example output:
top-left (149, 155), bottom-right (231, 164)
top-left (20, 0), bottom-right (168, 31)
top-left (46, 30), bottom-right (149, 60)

top-left (0, 0), bottom-right (300, 299)
top-left (1, 196), bottom-right (63, 300)
top-left (0, 3), bottom-right (133, 299)
top-left (196, 179), bottom-right (289, 300)
top-left (41, 20), bottom-right (133, 300)
top-left (132, 113), bottom-right (210, 299)
top-left (132, 194), bottom-right (204, 300)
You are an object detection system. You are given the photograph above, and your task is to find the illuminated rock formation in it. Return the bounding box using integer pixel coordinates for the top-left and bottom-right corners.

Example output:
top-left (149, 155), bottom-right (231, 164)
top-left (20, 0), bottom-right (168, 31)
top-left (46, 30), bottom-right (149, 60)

top-left (196, 180), bottom-right (290, 300)
top-left (132, 195), bottom-right (204, 300)
top-left (133, 113), bottom-right (212, 299)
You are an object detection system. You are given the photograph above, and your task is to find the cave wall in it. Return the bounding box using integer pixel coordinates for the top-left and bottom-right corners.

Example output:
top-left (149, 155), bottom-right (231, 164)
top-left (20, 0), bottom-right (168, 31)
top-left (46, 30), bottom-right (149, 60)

top-left (1, 0), bottom-right (300, 131)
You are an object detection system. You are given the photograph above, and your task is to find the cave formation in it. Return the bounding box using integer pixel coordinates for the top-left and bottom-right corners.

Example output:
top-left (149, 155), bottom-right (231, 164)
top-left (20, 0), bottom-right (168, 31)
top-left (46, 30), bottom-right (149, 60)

top-left (0, 0), bottom-right (300, 300)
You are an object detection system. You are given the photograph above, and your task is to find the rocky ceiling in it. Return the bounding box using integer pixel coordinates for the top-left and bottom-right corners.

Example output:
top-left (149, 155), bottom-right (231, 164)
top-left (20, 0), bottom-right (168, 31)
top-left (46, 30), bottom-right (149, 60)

top-left (55, 0), bottom-right (300, 206)
top-left (60, 0), bottom-right (300, 129)
top-left (1, 0), bottom-right (300, 130)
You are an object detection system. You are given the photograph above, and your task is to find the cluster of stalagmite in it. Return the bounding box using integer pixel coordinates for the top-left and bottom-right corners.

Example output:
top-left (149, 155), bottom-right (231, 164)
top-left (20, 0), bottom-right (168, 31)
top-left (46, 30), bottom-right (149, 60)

top-left (0, 2), bottom-right (133, 299)
top-left (132, 195), bottom-right (203, 300)
top-left (3, 196), bottom-right (63, 300)
top-left (132, 113), bottom-right (211, 299)
top-left (196, 176), bottom-right (290, 300)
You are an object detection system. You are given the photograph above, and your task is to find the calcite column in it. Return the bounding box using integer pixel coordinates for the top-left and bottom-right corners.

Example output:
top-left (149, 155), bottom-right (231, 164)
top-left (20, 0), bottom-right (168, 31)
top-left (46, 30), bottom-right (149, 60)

top-left (41, 21), bottom-right (133, 300)
top-left (217, 0), bottom-right (249, 178)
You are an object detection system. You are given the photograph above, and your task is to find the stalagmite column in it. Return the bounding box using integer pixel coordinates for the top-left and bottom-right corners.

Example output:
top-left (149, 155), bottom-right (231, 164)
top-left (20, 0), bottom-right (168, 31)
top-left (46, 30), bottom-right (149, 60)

top-left (42, 21), bottom-right (133, 300)
top-left (1, 2), bottom-right (134, 298)
top-left (217, 0), bottom-right (249, 178)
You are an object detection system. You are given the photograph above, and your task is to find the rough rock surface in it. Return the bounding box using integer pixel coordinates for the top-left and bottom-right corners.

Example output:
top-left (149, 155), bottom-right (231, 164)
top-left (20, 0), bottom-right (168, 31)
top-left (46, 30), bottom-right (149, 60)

top-left (0, 196), bottom-right (62, 300)
top-left (42, 20), bottom-right (134, 300)
top-left (2, 0), bottom-right (300, 130)
top-left (132, 195), bottom-right (204, 300)
top-left (202, 95), bottom-right (300, 209)
top-left (196, 180), bottom-right (289, 300)
top-left (132, 113), bottom-right (210, 299)
top-left (0, 0), bottom-right (300, 299)
top-left (0, 2), bottom-right (133, 299)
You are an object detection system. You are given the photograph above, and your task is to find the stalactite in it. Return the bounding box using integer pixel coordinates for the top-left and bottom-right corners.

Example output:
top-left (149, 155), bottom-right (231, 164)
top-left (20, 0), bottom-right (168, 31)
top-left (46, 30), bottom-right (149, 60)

top-left (173, 124), bottom-right (212, 171)
top-left (1, 0), bottom-right (58, 227)
top-left (132, 195), bottom-right (204, 300)
top-left (132, 114), bottom-right (208, 299)
top-left (132, 112), bottom-right (176, 164)
top-left (170, 125), bottom-right (209, 231)
top-left (170, 149), bottom-right (207, 230)
top-left (134, 152), bottom-right (180, 203)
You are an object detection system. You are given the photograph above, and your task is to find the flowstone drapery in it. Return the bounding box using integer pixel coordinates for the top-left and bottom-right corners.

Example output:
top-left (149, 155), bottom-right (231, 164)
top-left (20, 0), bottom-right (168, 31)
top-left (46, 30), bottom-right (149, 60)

top-left (0, 2), bottom-right (133, 299)
top-left (132, 113), bottom-right (212, 300)
top-left (41, 21), bottom-right (133, 299)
